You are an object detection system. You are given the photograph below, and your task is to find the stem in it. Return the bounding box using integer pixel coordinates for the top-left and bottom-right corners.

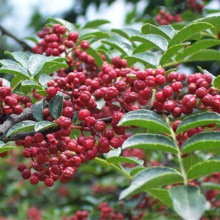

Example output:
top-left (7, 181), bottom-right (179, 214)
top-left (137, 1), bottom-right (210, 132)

top-left (150, 89), bottom-right (156, 108)
top-left (0, 25), bottom-right (32, 51)
top-left (162, 61), bottom-right (180, 68)
top-left (165, 116), bottom-right (188, 185)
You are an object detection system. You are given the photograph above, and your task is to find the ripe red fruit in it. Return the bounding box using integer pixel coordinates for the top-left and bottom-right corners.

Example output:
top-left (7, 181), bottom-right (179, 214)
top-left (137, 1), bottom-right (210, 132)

top-left (80, 40), bottom-right (90, 49)
top-left (95, 121), bottom-right (106, 132)
top-left (57, 116), bottom-right (72, 129)
top-left (46, 86), bottom-right (57, 98)
top-left (196, 87), bottom-right (207, 99)
top-left (30, 175), bottom-right (39, 185)
top-left (34, 133), bottom-right (44, 143)
top-left (162, 86), bottom-right (173, 98)
top-left (155, 75), bottom-right (166, 85)
top-left (44, 178), bottom-right (54, 187)
top-left (0, 151), bottom-right (8, 158)
top-left (22, 169), bottom-right (31, 179)
top-left (155, 91), bottom-right (166, 102)
top-left (17, 163), bottom-right (26, 172)
top-left (78, 109), bottom-right (91, 121)
top-left (68, 32), bottom-right (79, 42)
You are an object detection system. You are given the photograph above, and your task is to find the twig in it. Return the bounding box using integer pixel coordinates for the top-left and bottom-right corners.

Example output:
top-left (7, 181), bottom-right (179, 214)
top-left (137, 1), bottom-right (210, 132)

top-left (1, 126), bottom-right (61, 142)
top-left (0, 25), bottom-right (32, 52)
top-left (0, 106), bottom-right (34, 137)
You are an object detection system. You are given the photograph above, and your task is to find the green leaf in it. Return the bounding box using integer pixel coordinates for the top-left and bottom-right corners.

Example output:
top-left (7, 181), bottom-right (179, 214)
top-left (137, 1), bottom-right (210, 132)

top-left (28, 54), bottom-right (48, 76)
top-left (11, 76), bottom-right (23, 91)
top-left (0, 141), bottom-right (15, 153)
top-left (169, 22), bottom-right (214, 47)
top-left (82, 19), bottom-right (110, 29)
top-left (141, 23), bottom-right (172, 40)
top-left (119, 167), bottom-right (183, 199)
top-left (6, 120), bottom-right (36, 137)
top-left (86, 47), bottom-right (103, 69)
top-left (187, 158), bottom-right (220, 180)
top-left (39, 74), bottom-right (53, 88)
top-left (49, 95), bottom-right (63, 119)
top-left (197, 15), bottom-right (220, 27)
top-left (37, 61), bottom-right (68, 76)
top-left (159, 25), bottom-right (176, 39)
top-left (79, 29), bottom-right (110, 41)
top-left (21, 80), bottom-right (43, 90)
top-left (0, 65), bottom-right (30, 79)
top-left (169, 185), bottom-right (206, 220)
top-left (160, 43), bottom-right (189, 65)
top-left (111, 28), bottom-right (141, 40)
top-left (214, 76), bottom-right (220, 88)
top-left (130, 34), bottom-right (168, 52)
top-left (47, 17), bottom-right (76, 31)
top-left (118, 109), bottom-right (171, 134)
top-left (146, 189), bottom-right (173, 209)
top-left (0, 59), bottom-right (19, 66)
top-left (182, 153), bottom-right (203, 171)
top-left (202, 182), bottom-right (220, 190)
top-left (28, 55), bottom-right (67, 77)
top-left (24, 36), bottom-right (38, 43)
top-left (34, 121), bottom-right (57, 132)
top-left (130, 165), bottom-right (145, 176)
top-left (125, 52), bottom-right (159, 68)
top-left (33, 99), bottom-right (45, 121)
top-left (176, 112), bottom-right (220, 134)
top-left (181, 131), bottom-right (220, 154)
top-left (107, 156), bottom-right (144, 166)
top-left (133, 43), bottom-right (155, 54)
top-left (122, 134), bottom-right (177, 154)
top-left (101, 39), bottom-right (133, 56)
top-left (5, 51), bottom-right (29, 67)
top-left (175, 39), bottom-right (220, 61)
top-left (182, 49), bottom-right (220, 62)
top-left (104, 148), bottom-right (121, 159)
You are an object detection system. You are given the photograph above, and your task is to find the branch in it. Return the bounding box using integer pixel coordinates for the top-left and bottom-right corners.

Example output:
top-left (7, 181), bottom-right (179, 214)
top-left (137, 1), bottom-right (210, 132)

top-left (0, 106), bottom-right (34, 137)
top-left (0, 25), bottom-right (32, 52)
top-left (1, 126), bottom-right (61, 142)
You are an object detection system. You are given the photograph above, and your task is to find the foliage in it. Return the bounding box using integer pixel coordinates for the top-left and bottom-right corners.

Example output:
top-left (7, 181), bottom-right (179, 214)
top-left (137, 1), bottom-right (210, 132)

top-left (0, 1), bottom-right (220, 220)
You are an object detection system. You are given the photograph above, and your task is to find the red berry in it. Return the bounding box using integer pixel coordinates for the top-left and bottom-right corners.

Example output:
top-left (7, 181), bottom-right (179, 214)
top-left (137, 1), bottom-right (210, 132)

top-left (22, 169), bottom-right (31, 179)
top-left (30, 175), bottom-right (39, 185)
top-left (47, 86), bottom-right (57, 98)
top-left (78, 109), bottom-right (90, 121)
top-left (44, 178), bottom-right (54, 187)
top-left (80, 40), bottom-right (90, 49)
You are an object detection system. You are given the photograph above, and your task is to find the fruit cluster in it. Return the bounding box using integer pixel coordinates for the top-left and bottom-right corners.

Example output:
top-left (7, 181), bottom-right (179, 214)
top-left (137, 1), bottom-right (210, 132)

top-left (62, 210), bottom-right (89, 220)
top-left (187, 0), bottom-right (205, 13)
top-left (0, 79), bottom-right (29, 116)
top-left (33, 24), bottom-right (100, 73)
top-left (98, 202), bottom-right (124, 220)
top-left (1, 21), bottom-right (219, 189)
top-left (155, 9), bottom-right (182, 25)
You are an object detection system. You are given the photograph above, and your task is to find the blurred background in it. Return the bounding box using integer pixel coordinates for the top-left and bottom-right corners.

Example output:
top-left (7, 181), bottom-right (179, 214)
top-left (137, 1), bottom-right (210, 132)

top-left (0, 0), bottom-right (220, 219)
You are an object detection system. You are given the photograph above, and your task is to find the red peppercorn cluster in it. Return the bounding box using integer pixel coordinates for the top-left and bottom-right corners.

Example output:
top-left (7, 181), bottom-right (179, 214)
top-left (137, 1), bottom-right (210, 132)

top-left (62, 210), bottom-right (89, 220)
top-left (16, 130), bottom-right (82, 187)
top-left (155, 9), bottom-right (182, 25)
top-left (92, 183), bottom-right (116, 194)
top-left (33, 24), bottom-right (101, 73)
top-left (0, 21), bottom-right (217, 188)
top-left (187, 0), bottom-right (205, 13)
top-left (203, 173), bottom-right (220, 208)
top-left (98, 202), bottom-right (124, 220)
top-left (26, 206), bottom-right (42, 220)
top-left (0, 79), bottom-right (28, 116)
